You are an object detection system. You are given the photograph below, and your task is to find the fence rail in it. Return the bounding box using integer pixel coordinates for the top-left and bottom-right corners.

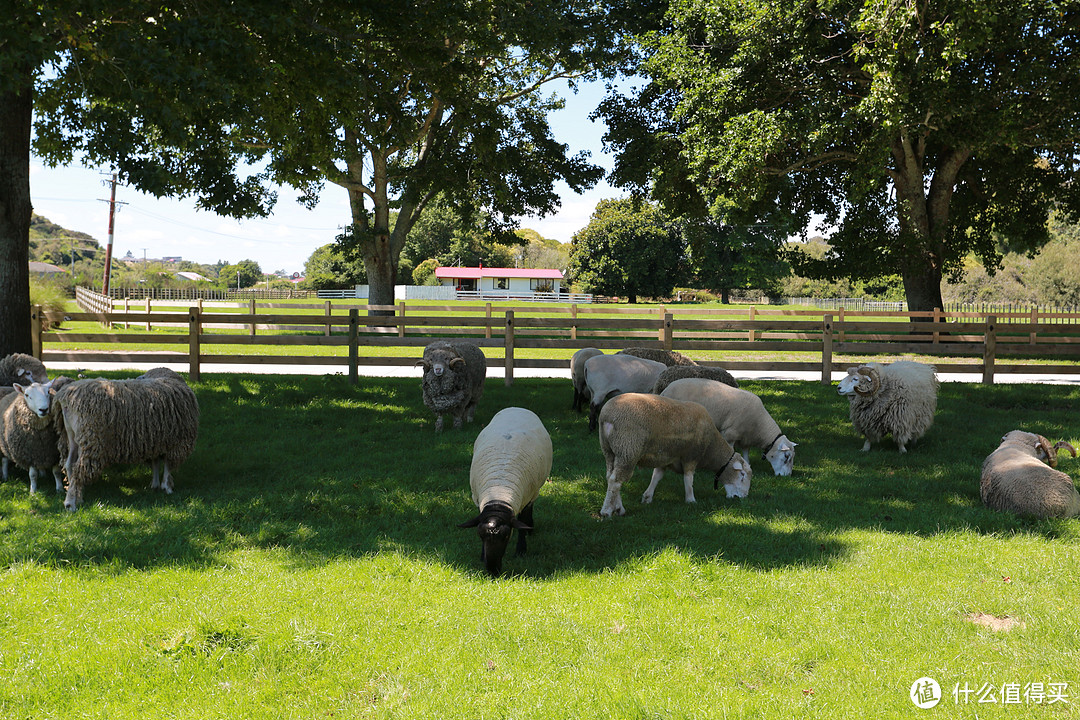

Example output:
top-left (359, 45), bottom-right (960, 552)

top-left (36, 294), bottom-right (1080, 386)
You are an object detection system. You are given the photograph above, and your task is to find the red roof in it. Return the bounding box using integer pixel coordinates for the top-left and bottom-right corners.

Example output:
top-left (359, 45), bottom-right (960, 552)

top-left (434, 267), bottom-right (563, 280)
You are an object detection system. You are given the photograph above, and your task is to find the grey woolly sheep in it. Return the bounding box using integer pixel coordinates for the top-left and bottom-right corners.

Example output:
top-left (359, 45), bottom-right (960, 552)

top-left (661, 377), bottom-right (795, 476)
top-left (417, 340), bottom-right (486, 432)
top-left (51, 367), bottom-right (200, 510)
top-left (836, 361), bottom-right (938, 453)
top-left (583, 353), bottom-right (667, 431)
top-left (597, 392), bottom-right (752, 517)
top-left (0, 377), bottom-right (72, 493)
top-left (617, 347), bottom-right (697, 367)
top-left (0, 353), bottom-right (48, 387)
top-left (459, 407), bottom-right (552, 577)
top-left (980, 430), bottom-right (1079, 517)
top-left (570, 347), bottom-right (604, 413)
top-left (652, 364), bottom-right (739, 394)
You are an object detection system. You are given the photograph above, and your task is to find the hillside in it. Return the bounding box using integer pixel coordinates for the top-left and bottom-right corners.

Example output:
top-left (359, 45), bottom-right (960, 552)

top-left (29, 214), bottom-right (104, 268)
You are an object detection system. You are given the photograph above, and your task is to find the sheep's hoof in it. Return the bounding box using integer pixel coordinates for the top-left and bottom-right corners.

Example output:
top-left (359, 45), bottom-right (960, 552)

top-left (641, 493), bottom-right (653, 504)
top-left (860, 441), bottom-right (872, 452)
top-left (898, 446), bottom-right (908, 454)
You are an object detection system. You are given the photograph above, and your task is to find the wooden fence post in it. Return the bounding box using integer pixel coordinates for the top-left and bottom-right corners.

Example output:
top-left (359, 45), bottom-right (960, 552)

top-left (504, 310), bottom-right (515, 387)
top-left (30, 305), bottom-right (42, 359)
top-left (398, 301), bottom-right (406, 338)
top-left (1030, 306), bottom-right (1038, 345)
top-left (657, 306), bottom-right (666, 342)
top-left (983, 315), bottom-right (996, 385)
top-left (570, 304), bottom-right (578, 341)
top-left (145, 297), bottom-right (151, 331)
top-left (485, 303), bottom-right (493, 339)
top-left (838, 306), bottom-right (845, 343)
top-left (821, 314), bottom-right (833, 384)
top-left (325, 301), bottom-right (332, 336)
top-left (663, 313), bottom-right (673, 351)
top-left (748, 306), bottom-right (757, 341)
top-left (188, 306), bottom-right (201, 382)
top-left (249, 296), bottom-right (257, 336)
top-left (348, 308), bottom-right (359, 385)
top-left (933, 307), bottom-right (941, 344)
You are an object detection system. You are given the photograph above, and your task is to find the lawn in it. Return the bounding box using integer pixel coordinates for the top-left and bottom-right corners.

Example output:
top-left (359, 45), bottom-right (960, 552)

top-left (1, 374), bottom-right (1078, 718)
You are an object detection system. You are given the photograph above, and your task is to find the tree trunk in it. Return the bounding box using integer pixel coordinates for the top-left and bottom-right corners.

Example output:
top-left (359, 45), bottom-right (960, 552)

top-left (900, 259), bottom-right (944, 313)
top-left (0, 73), bottom-right (33, 356)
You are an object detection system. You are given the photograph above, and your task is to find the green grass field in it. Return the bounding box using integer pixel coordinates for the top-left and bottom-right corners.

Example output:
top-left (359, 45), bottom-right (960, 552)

top-left (1, 374), bottom-right (1078, 718)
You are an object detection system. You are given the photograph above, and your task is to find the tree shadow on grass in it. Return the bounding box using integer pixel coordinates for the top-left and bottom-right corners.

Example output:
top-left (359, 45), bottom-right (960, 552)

top-left (0, 375), bottom-right (1075, 576)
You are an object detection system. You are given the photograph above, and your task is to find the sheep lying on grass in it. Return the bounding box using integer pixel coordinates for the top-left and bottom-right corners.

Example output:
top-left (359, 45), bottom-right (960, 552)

top-left (0, 377), bottom-right (71, 493)
top-left (617, 347), bottom-right (696, 367)
top-left (583, 353), bottom-right (667, 431)
top-left (597, 393), bottom-right (751, 517)
top-left (418, 340), bottom-right (486, 432)
top-left (570, 347), bottom-right (604, 413)
top-left (459, 407), bottom-right (552, 577)
top-left (836, 361), bottom-right (938, 452)
top-left (652, 364), bottom-right (739, 394)
top-left (0, 353), bottom-right (48, 387)
top-left (980, 430), bottom-right (1079, 518)
top-left (661, 377), bottom-right (795, 476)
top-left (52, 368), bottom-right (199, 510)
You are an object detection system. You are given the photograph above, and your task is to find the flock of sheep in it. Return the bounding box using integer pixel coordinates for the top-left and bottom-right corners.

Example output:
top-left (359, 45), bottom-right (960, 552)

top-left (1, 342), bottom-right (1076, 576)
top-left (418, 341), bottom-right (1079, 576)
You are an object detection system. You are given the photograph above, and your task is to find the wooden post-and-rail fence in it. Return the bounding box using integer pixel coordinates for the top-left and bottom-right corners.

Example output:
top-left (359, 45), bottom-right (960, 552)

top-left (33, 300), bottom-right (1080, 386)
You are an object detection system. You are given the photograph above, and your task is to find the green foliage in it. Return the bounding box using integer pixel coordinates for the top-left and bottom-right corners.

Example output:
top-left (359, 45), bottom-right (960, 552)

top-left (412, 258), bottom-right (439, 286)
top-left (302, 244), bottom-right (367, 291)
top-left (218, 260), bottom-right (263, 289)
top-left (568, 198), bottom-right (685, 302)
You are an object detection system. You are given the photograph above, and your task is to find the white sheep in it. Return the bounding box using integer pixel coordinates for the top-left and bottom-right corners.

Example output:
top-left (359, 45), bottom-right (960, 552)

top-left (836, 361), bottom-right (939, 452)
top-left (652, 364), bottom-right (739, 394)
top-left (0, 378), bottom-right (70, 493)
top-left (0, 353), bottom-right (48, 387)
top-left (51, 368), bottom-right (200, 510)
top-left (597, 393), bottom-right (752, 517)
top-left (570, 347), bottom-right (604, 413)
top-left (458, 407), bottom-right (552, 576)
top-left (660, 377), bottom-right (796, 476)
top-left (981, 431), bottom-right (1079, 517)
top-left (417, 340), bottom-right (487, 432)
top-left (583, 353), bottom-right (667, 430)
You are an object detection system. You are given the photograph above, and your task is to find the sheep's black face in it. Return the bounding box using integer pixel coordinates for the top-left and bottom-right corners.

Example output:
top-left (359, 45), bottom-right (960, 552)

top-left (480, 522), bottom-right (512, 576)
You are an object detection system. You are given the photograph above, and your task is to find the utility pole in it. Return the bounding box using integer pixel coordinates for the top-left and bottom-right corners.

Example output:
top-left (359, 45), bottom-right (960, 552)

top-left (99, 173), bottom-right (126, 296)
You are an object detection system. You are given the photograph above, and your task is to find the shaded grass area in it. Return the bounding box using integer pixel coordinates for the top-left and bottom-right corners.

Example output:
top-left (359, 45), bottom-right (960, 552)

top-left (1, 375), bottom-right (1078, 718)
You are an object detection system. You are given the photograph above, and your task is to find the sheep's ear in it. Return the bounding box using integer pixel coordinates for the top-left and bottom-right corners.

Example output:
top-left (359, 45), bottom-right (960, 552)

top-left (511, 518), bottom-right (533, 531)
top-left (458, 515), bottom-right (482, 529)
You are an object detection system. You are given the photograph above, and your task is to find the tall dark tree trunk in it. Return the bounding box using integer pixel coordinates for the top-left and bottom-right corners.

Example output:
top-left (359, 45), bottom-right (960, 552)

top-left (901, 259), bottom-right (944, 312)
top-left (0, 71), bottom-right (33, 356)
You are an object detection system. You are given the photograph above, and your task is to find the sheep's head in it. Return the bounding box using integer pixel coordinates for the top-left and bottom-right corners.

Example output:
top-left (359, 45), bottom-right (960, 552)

top-left (714, 452), bottom-right (752, 499)
top-left (836, 365), bottom-right (879, 397)
top-left (764, 435), bottom-right (796, 476)
top-left (458, 503), bottom-right (531, 577)
top-left (14, 379), bottom-right (54, 418)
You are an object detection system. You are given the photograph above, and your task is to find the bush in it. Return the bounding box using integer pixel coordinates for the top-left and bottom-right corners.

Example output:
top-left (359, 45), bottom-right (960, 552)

top-left (29, 277), bottom-right (67, 329)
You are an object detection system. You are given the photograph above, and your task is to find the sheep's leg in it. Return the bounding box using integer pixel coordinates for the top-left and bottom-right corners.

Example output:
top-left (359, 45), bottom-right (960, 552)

top-left (894, 433), bottom-right (910, 453)
top-left (63, 477), bottom-right (83, 512)
top-left (151, 460), bottom-right (161, 489)
top-left (1, 456), bottom-right (8, 481)
top-left (601, 465), bottom-right (631, 517)
top-left (28, 467), bottom-right (39, 494)
top-left (516, 502), bottom-right (534, 555)
top-left (160, 461), bottom-right (174, 494)
top-left (452, 412), bottom-right (464, 429)
top-left (641, 468), bottom-right (665, 504)
top-left (51, 465), bottom-right (64, 493)
top-left (682, 469), bottom-right (697, 504)
top-left (435, 415), bottom-right (445, 433)
top-left (861, 439), bottom-right (872, 452)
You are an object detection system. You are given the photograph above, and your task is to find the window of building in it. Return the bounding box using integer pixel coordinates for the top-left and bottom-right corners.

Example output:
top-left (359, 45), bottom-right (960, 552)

top-left (495, 277), bottom-right (508, 290)
top-left (530, 278), bottom-right (554, 293)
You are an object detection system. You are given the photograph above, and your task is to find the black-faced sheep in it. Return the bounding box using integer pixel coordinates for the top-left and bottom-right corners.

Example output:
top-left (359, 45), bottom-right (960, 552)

top-left (459, 407), bottom-right (552, 577)
top-left (583, 353), bottom-right (667, 431)
top-left (570, 347), bottom-right (604, 413)
top-left (417, 340), bottom-right (486, 432)
top-left (0, 378), bottom-right (71, 493)
top-left (0, 353), bottom-right (48, 387)
top-left (980, 430), bottom-right (1079, 518)
top-left (651, 364), bottom-right (740, 394)
top-left (836, 361), bottom-right (938, 453)
top-left (597, 393), bottom-right (752, 517)
top-left (51, 368), bottom-right (200, 510)
top-left (661, 377), bottom-right (795, 476)
top-left (617, 347), bottom-right (697, 367)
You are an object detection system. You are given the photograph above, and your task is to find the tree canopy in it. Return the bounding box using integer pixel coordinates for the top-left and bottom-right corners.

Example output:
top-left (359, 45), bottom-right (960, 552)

top-left (598, 0), bottom-right (1080, 311)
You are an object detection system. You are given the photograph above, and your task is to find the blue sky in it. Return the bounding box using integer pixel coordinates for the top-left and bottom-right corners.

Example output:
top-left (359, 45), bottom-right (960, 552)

top-left (29, 79), bottom-right (623, 275)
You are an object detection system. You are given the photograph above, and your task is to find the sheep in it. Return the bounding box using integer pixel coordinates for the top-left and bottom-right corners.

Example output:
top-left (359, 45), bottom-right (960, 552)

top-left (651, 364), bottom-right (740, 394)
top-left (458, 407), bottom-right (552, 577)
top-left (661, 377), bottom-right (796, 476)
top-left (0, 353), bottom-right (48, 387)
top-left (583, 353), bottom-right (668, 431)
top-left (417, 340), bottom-right (486, 432)
top-left (570, 347), bottom-right (604, 413)
top-left (980, 430), bottom-right (1080, 517)
top-left (836, 361), bottom-right (939, 453)
top-left (617, 347), bottom-right (697, 367)
top-left (51, 367), bottom-right (200, 510)
top-left (0, 377), bottom-right (72, 493)
top-left (597, 392), bottom-right (752, 517)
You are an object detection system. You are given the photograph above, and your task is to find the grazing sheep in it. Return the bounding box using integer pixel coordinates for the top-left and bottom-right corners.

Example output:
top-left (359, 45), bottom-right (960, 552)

top-left (417, 340), bottom-right (486, 432)
top-left (980, 430), bottom-right (1079, 517)
top-left (0, 353), bottom-right (48, 387)
top-left (0, 377), bottom-right (71, 493)
top-left (570, 347), bottom-right (604, 413)
top-left (661, 377), bottom-right (796, 476)
top-left (597, 393), bottom-right (752, 517)
top-left (51, 368), bottom-right (200, 510)
top-left (836, 361), bottom-right (939, 453)
top-left (459, 407), bottom-right (552, 577)
top-left (583, 353), bottom-right (668, 431)
top-left (652, 364), bottom-right (740, 394)
top-left (617, 347), bottom-right (697, 367)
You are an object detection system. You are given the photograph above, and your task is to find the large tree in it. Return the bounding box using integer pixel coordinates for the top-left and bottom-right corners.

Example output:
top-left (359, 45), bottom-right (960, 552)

top-left (246, 0), bottom-right (625, 313)
top-left (598, 0), bottom-right (1080, 311)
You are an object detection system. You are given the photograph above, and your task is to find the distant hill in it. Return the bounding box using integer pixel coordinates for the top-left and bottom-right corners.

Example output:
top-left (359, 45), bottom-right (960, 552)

top-left (28, 214), bottom-right (105, 279)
